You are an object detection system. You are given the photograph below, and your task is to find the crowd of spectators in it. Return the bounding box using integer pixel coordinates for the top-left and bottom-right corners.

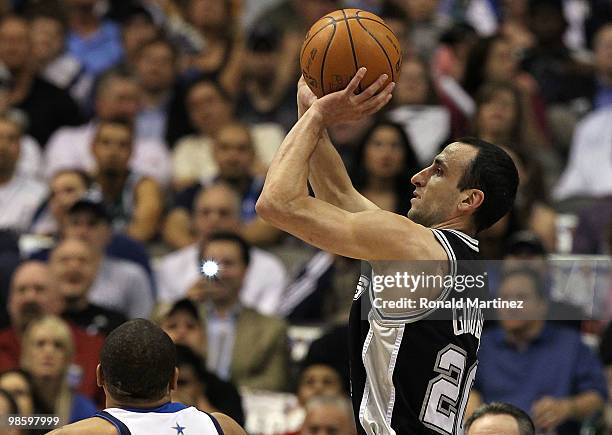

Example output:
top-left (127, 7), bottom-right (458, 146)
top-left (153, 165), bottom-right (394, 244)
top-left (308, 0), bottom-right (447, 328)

top-left (0, 0), bottom-right (611, 433)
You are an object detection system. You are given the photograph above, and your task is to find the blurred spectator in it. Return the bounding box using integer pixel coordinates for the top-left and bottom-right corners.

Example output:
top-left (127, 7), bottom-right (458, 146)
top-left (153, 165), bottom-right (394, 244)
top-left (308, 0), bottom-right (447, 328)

top-left (157, 183), bottom-right (288, 315)
top-left (180, 0), bottom-right (244, 97)
top-left (119, 5), bottom-right (159, 69)
top-left (0, 369), bottom-right (33, 415)
top-left (431, 22), bottom-right (478, 84)
top-left (590, 23), bottom-right (612, 110)
top-left (299, 396), bottom-right (357, 435)
top-left (90, 118), bottom-right (163, 242)
top-left (479, 145), bottom-right (557, 257)
top-left (133, 36), bottom-right (178, 144)
top-left (49, 238), bottom-right (127, 335)
top-left (0, 260), bottom-right (104, 400)
top-left (43, 69), bottom-right (171, 186)
top-left (350, 120), bottom-right (419, 216)
top-left (64, 0), bottom-right (123, 77)
top-left (174, 343), bottom-right (245, 426)
top-left (29, 11), bottom-right (93, 109)
top-left (462, 36), bottom-right (549, 148)
top-left (0, 230), bottom-right (19, 327)
top-left (572, 196), bottom-right (612, 254)
top-left (553, 107), bottom-right (612, 201)
top-left (521, 0), bottom-right (593, 106)
top-left (0, 388), bottom-right (19, 435)
top-left (388, 57), bottom-right (451, 165)
top-left (465, 402), bottom-right (535, 435)
top-left (170, 121), bottom-right (282, 245)
top-left (498, 0), bottom-right (536, 54)
top-left (0, 113), bottom-right (47, 233)
top-left (195, 232), bottom-right (288, 391)
top-left (236, 21), bottom-right (296, 132)
top-left (20, 315), bottom-right (97, 423)
top-left (327, 116), bottom-right (376, 174)
top-left (62, 196), bottom-right (154, 318)
top-left (0, 14), bottom-right (83, 145)
top-left (157, 298), bottom-right (207, 356)
top-left (469, 268), bottom-right (607, 435)
top-left (171, 79), bottom-right (283, 189)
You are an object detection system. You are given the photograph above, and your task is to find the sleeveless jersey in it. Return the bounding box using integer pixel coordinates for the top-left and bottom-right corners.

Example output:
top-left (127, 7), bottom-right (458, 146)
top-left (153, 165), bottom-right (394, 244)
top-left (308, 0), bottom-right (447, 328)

top-left (349, 228), bottom-right (485, 435)
top-left (95, 402), bottom-right (223, 435)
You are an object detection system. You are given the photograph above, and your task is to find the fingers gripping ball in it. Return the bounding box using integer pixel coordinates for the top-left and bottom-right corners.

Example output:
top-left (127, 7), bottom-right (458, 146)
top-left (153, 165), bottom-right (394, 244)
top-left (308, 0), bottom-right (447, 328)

top-left (300, 9), bottom-right (402, 98)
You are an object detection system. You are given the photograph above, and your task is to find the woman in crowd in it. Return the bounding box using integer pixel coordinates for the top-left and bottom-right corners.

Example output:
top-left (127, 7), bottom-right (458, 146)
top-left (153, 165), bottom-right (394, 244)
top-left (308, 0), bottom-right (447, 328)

top-left (20, 316), bottom-right (97, 424)
top-left (350, 120), bottom-right (420, 217)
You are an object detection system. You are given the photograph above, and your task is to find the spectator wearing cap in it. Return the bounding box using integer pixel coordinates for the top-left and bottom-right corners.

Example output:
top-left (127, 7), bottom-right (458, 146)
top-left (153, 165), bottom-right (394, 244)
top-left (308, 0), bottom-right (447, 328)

top-left (236, 21), bottom-right (297, 133)
top-left (193, 232), bottom-right (289, 391)
top-left (61, 195), bottom-right (154, 318)
top-left (157, 182), bottom-right (287, 316)
top-left (49, 237), bottom-right (126, 336)
top-left (43, 69), bottom-right (171, 186)
top-left (468, 267), bottom-right (607, 435)
top-left (0, 113), bottom-right (47, 234)
top-left (89, 118), bottom-right (164, 242)
top-left (0, 260), bottom-right (104, 400)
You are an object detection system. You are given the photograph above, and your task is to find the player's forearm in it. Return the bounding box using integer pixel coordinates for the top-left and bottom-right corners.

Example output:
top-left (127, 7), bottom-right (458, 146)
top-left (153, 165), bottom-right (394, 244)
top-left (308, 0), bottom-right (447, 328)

top-left (257, 106), bottom-right (324, 219)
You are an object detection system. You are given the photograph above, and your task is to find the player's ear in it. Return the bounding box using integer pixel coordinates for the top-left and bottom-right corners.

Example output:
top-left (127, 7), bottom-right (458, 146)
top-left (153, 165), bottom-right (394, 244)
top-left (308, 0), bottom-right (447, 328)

top-left (96, 364), bottom-right (104, 388)
top-left (170, 367), bottom-right (179, 392)
top-left (459, 189), bottom-right (484, 213)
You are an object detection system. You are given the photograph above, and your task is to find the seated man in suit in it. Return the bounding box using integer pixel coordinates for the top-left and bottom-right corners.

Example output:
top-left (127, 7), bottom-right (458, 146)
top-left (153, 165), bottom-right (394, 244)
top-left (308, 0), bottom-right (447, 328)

top-left (195, 231), bottom-right (289, 391)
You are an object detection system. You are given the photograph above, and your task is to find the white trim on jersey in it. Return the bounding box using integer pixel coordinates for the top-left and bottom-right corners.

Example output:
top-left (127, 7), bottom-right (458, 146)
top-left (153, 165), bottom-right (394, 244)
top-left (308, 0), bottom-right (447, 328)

top-left (444, 229), bottom-right (479, 252)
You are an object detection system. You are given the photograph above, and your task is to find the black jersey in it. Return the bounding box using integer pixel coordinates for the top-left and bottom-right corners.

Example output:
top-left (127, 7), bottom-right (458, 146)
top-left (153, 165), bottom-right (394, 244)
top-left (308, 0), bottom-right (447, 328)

top-left (348, 229), bottom-right (485, 435)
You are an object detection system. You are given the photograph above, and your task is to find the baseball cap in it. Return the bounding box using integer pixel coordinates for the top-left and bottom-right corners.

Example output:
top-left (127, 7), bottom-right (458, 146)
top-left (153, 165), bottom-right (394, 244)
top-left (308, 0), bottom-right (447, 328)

top-left (68, 190), bottom-right (111, 223)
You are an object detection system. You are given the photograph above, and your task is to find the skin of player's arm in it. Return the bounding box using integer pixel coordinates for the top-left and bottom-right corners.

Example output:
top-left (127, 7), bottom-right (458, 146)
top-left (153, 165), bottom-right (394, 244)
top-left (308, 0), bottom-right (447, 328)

top-left (45, 418), bottom-right (118, 435)
top-left (213, 412), bottom-right (248, 435)
top-left (297, 76), bottom-right (381, 213)
top-left (162, 208), bottom-right (195, 249)
top-left (257, 71), bottom-right (442, 261)
top-left (127, 177), bottom-right (164, 242)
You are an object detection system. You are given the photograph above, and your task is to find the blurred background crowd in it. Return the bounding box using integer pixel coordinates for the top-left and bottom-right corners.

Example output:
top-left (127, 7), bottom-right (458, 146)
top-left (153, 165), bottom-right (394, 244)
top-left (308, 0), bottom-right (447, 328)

top-left (0, 0), bottom-right (611, 434)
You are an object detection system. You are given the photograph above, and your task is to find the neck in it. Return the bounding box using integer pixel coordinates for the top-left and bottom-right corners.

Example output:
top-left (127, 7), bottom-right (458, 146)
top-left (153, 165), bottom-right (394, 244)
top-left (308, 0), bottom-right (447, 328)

top-left (97, 171), bottom-right (128, 198)
top-left (212, 298), bottom-right (239, 317)
top-left (505, 320), bottom-right (545, 349)
top-left (65, 293), bottom-right (90, 312)
top-left (141, 89), bottom-right (170, 109)
top-left (33, 376), bottom-right (63, 409)
top-left (432, 217), bottom-right (476, 237)
top-left (223, 176), bottom-right (250, 195)
top-left (69, 14), bottom-right (100, 36)
top-left (366, 176), bottom-right (394, 191)
top-left (106, 393), bottom-right (172, 410)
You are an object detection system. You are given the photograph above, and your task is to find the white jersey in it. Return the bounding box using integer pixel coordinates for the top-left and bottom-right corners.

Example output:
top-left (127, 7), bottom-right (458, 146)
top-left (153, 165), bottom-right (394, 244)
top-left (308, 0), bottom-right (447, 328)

top-left (96, 402), bottom-right (223, 435)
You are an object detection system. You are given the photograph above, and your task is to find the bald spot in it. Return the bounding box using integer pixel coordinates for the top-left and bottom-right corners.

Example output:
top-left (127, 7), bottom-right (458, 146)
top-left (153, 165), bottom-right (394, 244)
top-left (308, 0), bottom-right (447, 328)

top-left (467, 414), bottom-right (520, 435)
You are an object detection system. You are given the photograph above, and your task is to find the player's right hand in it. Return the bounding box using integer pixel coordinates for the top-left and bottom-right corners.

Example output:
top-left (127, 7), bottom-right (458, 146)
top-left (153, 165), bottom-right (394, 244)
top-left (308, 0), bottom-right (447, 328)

top-left (297, 76), bottom-right (317, 118)
top-left (311, 67), bottom-right (395, 127)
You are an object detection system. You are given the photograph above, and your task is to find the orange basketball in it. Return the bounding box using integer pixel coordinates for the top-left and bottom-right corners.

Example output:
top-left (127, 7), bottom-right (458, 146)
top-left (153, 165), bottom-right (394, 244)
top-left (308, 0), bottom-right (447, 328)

top-left (300, 9), bottom-right (402, 98)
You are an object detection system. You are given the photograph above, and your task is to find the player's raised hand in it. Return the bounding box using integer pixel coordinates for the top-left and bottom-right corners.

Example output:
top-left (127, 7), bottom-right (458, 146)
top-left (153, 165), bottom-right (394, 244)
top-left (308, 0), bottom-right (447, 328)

top-left (297, 76), bottom-right (318, 118)
top-left (311, 67), bottom-right (395, 126)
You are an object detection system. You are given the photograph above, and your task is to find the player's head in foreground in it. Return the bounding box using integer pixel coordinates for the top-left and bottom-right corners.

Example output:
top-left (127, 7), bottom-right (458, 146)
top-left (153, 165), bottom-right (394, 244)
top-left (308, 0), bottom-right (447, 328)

top-left (407, 136), bottom-right (518, 234)
top-left (98, 319), bottom-right (177, 407)
top-left (465, 402), bottom-right (535, 435)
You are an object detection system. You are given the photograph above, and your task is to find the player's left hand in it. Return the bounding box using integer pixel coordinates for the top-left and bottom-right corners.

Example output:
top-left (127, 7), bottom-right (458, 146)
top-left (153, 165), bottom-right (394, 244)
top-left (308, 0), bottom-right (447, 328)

top-left (532, 396), bottom-right (573, 431)
top-left (297, 75), bottom-right (317, 118)
top-left (311, 67), bottom-right (395, 127)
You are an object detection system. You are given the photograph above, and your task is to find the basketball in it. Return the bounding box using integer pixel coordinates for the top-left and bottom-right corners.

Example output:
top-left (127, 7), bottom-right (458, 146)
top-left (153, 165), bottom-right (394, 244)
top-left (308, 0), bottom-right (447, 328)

top-left (300, 9), bottom-right (402, 98)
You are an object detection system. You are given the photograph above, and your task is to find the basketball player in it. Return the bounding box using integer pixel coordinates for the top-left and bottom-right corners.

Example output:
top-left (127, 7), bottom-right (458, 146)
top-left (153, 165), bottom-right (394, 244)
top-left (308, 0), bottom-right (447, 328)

top-left (256, 68), bottom-right (519, 435)
top-left (46, 319), bottom-right (245, 435)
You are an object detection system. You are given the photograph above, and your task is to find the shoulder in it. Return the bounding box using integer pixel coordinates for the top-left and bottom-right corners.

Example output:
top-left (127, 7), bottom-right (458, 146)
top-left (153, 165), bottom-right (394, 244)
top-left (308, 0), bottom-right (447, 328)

top-left (211, 412), bottom-right (247, 435)
top-left (46, 416), bottom-right (117, 435)
top-left (240, 307), bottom-right (287, 331)
top-left (104, 257), bottom-right (148, 280)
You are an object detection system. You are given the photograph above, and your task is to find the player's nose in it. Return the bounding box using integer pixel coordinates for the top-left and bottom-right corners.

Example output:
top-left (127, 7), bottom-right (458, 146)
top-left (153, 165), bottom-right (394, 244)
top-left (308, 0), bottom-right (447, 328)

top-left (411, 167), bottom-right (427, 187)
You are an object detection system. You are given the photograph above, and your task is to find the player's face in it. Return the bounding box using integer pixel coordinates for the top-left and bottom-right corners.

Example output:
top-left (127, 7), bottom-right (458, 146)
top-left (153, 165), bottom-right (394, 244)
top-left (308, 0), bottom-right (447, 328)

top-left (300, 406), bottom-right (355, 435)
top-left (49, 239), bottom-right (98, 302)
top-left (298, 365), bottom-right (344, 406)
top-left (162, 311), bottom-right (205, 356)
top-left (193, 187), bottom-right (241, 240)
top-left (9, 263), bottom-right (53, 327)
top-left (50, 172), bottom-right (88, 219)
top-left (213, 125), bottom-right (255, 180)
top-left (24, 325), bottom-right (70, 379)
top-left (498, 274), bottom-right (546, 332)
top-left (0, 120), bottom-right (20, 176)
top-left (63, 211), bottom-right (111, 252)
top-left (202, 240), bottom-right (247, 303)
top-left (364, 126), bottom-right (405, 179)
top-left (407, 143), bottom-right (478, 227)
top-left (92, 124), bottom-right (133, 173)
top-left (0, 372), bottom-right (34, 415)
top-left (467, 414), bottom-right (521, 435)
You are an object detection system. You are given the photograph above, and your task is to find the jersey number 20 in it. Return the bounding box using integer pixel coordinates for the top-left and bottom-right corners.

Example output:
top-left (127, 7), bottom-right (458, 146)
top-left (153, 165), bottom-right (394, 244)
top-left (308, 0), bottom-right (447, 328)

top-left (419, 344), bottom-right (478, 435)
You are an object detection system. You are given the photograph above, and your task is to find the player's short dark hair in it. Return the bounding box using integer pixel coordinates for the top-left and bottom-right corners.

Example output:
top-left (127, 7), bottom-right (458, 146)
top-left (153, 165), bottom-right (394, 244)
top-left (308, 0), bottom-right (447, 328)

top-left (100, 319), bottom-right (176, 402)
top-left (455, 137), bottom-right (519, 233)
top-left (464, 402), bottom-right (535, 435)
top-left (206, 231), bottom-right (251, 266)
top-left (499, 267), bottom-right (546, 300)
